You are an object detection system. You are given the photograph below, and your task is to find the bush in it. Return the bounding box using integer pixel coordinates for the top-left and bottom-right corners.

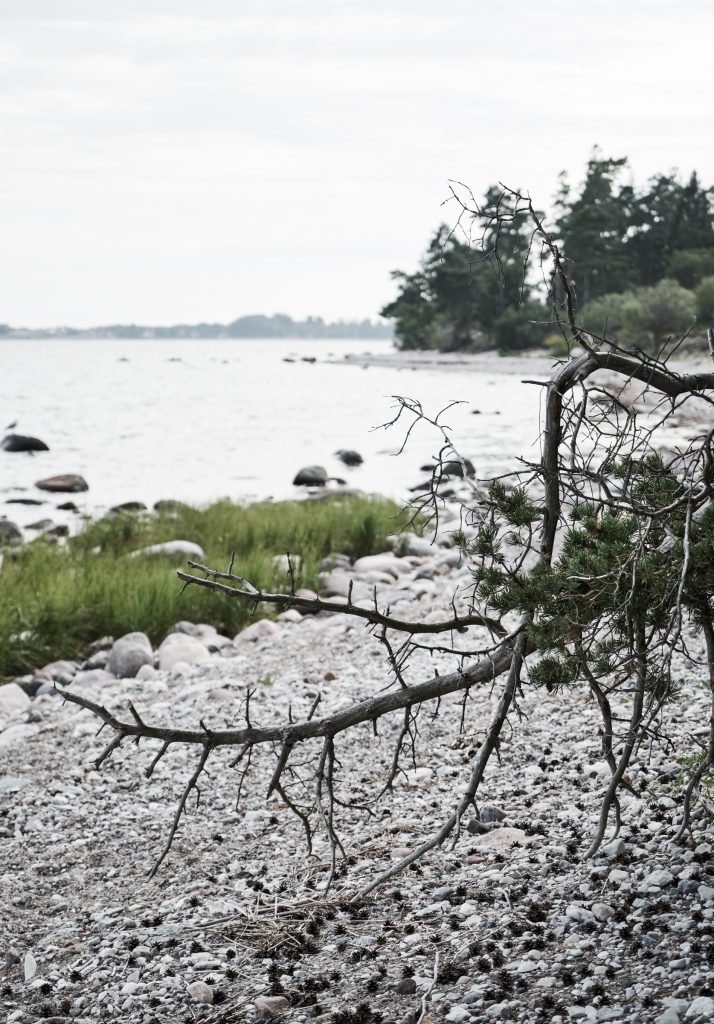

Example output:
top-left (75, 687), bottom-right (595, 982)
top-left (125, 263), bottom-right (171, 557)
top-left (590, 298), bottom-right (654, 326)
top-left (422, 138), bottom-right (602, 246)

top-left (666, 248), bottom-right (714, 290)
top-left (582, 279), bottom-right (696, 349)
top-left (544, 332), bottom-right (571, 358)
top-left (492, 302), bottom-right (550, 353)
top-left (695, 275), bottom-right (714, 325)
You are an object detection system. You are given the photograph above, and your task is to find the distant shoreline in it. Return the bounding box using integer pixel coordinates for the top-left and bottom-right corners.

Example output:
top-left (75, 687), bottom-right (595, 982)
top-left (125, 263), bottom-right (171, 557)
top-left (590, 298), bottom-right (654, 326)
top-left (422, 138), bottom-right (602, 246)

top-left (0, 313), bottom-right (392, 341)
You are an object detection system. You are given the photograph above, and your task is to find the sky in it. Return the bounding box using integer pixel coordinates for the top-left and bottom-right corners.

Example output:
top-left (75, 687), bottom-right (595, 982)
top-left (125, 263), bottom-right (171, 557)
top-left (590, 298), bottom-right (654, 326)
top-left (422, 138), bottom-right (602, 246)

top-left (1, 0), bottom-right (713, 328)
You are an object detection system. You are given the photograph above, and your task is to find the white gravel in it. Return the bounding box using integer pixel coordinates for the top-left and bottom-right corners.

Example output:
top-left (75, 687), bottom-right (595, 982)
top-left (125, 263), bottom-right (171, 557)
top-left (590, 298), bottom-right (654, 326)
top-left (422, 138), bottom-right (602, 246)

top-left (1, 547), bottom-right (714, 1024)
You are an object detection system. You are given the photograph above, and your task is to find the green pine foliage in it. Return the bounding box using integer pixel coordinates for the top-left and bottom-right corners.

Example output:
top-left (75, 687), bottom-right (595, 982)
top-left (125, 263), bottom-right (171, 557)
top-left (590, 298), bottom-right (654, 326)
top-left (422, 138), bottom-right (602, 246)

top-left (460, 449), bottom-right (713, 699)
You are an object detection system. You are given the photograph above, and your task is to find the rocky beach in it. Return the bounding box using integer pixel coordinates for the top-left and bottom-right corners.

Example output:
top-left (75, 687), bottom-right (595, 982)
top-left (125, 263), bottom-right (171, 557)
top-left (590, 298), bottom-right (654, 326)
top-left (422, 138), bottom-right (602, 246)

top-left (2, 519), bottom-right (714, 1024)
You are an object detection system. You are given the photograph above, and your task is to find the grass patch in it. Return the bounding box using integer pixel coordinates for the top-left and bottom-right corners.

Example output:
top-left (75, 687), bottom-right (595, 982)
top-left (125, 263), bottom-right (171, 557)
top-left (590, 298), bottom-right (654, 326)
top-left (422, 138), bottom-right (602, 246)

top-left (0, 495), bottom-right (419, 680)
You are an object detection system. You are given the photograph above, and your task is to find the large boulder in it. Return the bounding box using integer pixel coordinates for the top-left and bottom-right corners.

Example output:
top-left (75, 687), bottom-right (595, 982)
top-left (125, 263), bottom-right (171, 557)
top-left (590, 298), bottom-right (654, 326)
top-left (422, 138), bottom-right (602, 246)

top-left (128, 540), bottom-right (204, 562)
top-left (106, 632), bottom-right (154, 678)
top-left (0, 520), bottom-right (22, 544)
top-left (158, 632), bottom-right (212, 670)
top-left (292, 465), bottom-right (327, 487)
top-left (35, 474), bottom-right (88, 493)
top-left (2, 434), bottom-right (49, 453)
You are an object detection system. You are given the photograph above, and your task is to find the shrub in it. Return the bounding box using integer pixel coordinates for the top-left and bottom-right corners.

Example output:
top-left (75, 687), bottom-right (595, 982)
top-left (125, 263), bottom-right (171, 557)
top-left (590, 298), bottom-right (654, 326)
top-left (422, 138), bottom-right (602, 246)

top-left (695, 275), bottom-right (714, 325)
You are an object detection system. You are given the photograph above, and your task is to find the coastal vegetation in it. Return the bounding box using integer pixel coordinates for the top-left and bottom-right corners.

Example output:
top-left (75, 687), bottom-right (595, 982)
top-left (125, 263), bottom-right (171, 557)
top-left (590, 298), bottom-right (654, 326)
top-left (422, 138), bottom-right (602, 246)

top-left (381, 151), bottom-right (714, 353)
top-left (0, 313), bottom-right (392, 341)
top-left (0, 495), bottom-right (415, 679)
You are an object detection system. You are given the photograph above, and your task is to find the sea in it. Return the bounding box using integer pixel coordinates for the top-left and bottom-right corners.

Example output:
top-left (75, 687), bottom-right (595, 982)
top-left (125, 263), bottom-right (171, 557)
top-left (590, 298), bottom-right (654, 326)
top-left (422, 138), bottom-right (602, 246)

top-left (1, 338), bottom-right (554, 528)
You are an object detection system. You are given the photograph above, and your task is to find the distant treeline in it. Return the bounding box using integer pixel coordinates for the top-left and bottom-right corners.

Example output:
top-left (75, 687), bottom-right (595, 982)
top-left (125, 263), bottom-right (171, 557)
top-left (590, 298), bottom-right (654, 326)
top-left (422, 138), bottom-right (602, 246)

top-left (0, 314), bottom-right (393, 341)
top-left (381, 151), bottom-right (714, 354)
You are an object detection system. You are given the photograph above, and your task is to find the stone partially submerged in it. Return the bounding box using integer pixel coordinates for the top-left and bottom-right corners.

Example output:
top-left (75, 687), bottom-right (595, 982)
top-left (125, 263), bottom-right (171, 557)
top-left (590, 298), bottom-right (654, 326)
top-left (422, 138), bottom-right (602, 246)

top-left (2, 433), bottom-right (49, 453)
top-left (35, 474), bottom-right (89, 493)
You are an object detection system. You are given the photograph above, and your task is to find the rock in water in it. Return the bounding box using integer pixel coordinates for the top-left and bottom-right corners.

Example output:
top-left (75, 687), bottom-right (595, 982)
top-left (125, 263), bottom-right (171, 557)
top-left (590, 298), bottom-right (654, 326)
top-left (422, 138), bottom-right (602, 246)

top-left (2, 434), bottom-right (49, 453)
top-left (292, 465), bottom-right (328, 486)
top-left (335, 449), bottom-right (363, 466)
top-left (35, 474), bottom-right (89, 493)
top-left (106, 632), bottom-right (154, 678)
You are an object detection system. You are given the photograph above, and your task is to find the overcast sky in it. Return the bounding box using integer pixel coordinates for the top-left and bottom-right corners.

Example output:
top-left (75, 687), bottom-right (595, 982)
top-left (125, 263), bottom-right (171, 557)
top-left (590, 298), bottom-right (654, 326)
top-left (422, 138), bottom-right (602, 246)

top-left (1, 0), bottom-right (713, 327)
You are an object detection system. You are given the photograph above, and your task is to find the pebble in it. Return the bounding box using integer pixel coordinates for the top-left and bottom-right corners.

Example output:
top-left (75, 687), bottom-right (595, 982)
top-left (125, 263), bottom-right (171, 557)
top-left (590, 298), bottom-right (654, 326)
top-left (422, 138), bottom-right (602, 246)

top-left (255, 995), bottom-right (291, 1019)
top-left (686, 996), bottom-right (714, 1018)
top-left (642, 868), bottom-right (675, 888)
top-left (601, 838), bottom-right (626, 860)
top-left (591, 902), bottom-right (615, 922)
top-left (1, 541), bottom-right (714, 1024)
top-left (186, 980), bottom-right (214, 1004)
top-left (655, 1009), bottom-right (680, 1024)
top-left (396, 978), bottom-right (417, 994)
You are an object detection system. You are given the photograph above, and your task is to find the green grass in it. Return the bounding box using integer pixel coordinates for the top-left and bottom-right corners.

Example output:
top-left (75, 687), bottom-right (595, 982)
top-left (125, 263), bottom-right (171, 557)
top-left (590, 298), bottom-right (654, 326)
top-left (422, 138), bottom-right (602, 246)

top-left (0, 495), bottom-right (418, 680)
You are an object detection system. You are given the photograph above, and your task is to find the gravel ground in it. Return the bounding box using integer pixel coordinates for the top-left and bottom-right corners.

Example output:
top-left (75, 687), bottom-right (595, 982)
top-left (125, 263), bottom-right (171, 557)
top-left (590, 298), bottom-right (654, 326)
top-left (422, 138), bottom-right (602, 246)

top-left (1, 544), bottom-right (714, 1024)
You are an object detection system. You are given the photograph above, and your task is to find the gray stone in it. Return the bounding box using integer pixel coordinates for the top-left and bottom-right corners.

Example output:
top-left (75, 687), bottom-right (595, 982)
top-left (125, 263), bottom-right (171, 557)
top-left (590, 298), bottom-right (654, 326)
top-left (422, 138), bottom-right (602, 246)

top-left (352, 553), bottom-right (406, 577)
top-left (655, 1009), bottom-right (680, 1024)
top-left (255, 994), bottom-right (291, 1019)
top-left (158, 633), bottom-right (211, 670)
top-left (446, 1008), bottom-right (471, 1023)
top-left (2, 433), bottom-right (49, 452)
top-left (466, 818), bottom-right (490, 835)
top-left (35, 474), bottom-right (88, 493)
top-left (335, 449), bottom-right (363, 466)
top-left (292, 465), bottom-right (327, 487)
top-left (71, 669), bottom-right (116, 688)
top-left (480, 803), bottom-right (507, 823)
top-left (186, 980), bottom-right (213, 1004)
top-left (235, 619), bottom-right (279, 643)
top-left (135, 664), bottom-right (159, 681)
top-left (41, 659), bottom-right (78, 680)
top-left (697, 884), bottom-right (714, 902)
top-left (642, 869), bottom-right (674, 889)
top-left (0, 683), bottom-right (31, 717)
top-left (106, 632), bottom-right (154, 678)
top-left (591, 902), bottom-right (616, 922)
top-left (319, 570), bottom-right (371, 602)
top-left (601, 838), bottom-right (626, 860)
top-left (607, 868), bottom-right (628, 885)
top-left (0, 776), bottom-right (30, 793)
top-left (128, 540), bottom-right (204, 561)
top-left (686, 996), bottom-right (714, 1019)
top-left (396, 978), bottom-right (417, 995)
top-left (0, 520), bottom-right (22, 544)
top-left (24, 952), bottom-right (37, 981)
top-left (468, 827), bottom-right (528, 852)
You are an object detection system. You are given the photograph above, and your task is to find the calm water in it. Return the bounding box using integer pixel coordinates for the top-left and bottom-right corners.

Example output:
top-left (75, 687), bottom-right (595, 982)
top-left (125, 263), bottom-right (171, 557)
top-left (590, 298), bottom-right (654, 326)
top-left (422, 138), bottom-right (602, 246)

top-left (1, 338), bottom-right (551, 527)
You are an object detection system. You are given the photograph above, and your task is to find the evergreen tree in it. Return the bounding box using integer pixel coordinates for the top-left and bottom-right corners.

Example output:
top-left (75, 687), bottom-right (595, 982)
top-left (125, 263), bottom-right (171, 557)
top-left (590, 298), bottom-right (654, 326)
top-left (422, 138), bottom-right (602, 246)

top-left (555, 152), bottom-right (633, 305)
